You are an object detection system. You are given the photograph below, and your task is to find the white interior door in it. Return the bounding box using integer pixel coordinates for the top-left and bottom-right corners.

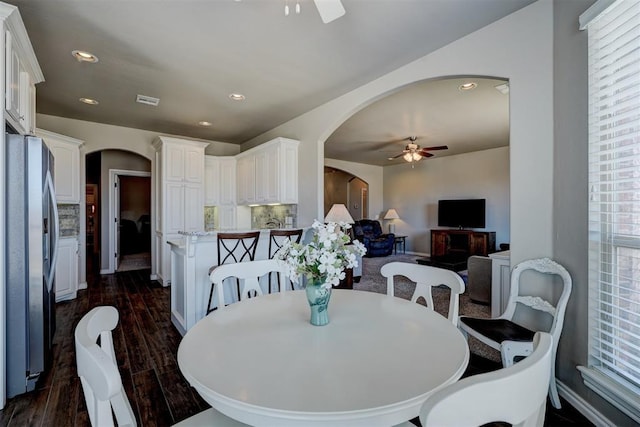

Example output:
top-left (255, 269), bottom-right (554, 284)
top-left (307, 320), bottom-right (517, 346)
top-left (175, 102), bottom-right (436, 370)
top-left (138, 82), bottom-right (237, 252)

top-left (114, 174), bottom-right (121, 271)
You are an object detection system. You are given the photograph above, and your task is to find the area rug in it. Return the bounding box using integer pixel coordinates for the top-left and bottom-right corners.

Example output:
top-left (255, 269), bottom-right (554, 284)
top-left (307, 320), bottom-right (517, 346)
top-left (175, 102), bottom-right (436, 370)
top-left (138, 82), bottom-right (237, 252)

top-left (117, 251), bottom-right (151, 272)
top-left (354, 253), bottom-right (501, 362)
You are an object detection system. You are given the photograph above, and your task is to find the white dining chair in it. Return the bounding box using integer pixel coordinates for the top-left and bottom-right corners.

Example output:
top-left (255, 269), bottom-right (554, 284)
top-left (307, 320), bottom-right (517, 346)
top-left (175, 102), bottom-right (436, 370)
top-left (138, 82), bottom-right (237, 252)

top-left (419, 332), bottom-right (553, 427)
top-left (207, 259), bottom-right (290, 312)
top-left (458, 257), bottom-right (572, 409)
top-left (380, 262), bottom-right (466, 326)
top-left (75, 306), bottom-right (137, 427)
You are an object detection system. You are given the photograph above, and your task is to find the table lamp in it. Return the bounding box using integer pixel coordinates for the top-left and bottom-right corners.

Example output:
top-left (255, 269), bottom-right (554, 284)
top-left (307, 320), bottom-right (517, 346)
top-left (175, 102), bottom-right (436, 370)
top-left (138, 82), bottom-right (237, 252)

top-left (324, 203), bottom-right (354, 224)
top-left (384, 208), bottom-right (400, 233)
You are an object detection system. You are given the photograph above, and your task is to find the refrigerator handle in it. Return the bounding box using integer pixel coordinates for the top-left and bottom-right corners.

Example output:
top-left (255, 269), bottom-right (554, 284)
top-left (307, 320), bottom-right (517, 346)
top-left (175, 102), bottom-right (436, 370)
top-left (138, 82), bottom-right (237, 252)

top-left (45, 171), bottom-right (59, 292)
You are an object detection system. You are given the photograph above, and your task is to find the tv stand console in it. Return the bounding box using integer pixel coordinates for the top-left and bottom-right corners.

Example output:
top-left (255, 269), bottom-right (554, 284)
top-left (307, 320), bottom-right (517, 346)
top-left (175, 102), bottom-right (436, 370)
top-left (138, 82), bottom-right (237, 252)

top-left (416, 229), bottom-right (496, 271)
top-left (431, 229), bottom-right (496, 258)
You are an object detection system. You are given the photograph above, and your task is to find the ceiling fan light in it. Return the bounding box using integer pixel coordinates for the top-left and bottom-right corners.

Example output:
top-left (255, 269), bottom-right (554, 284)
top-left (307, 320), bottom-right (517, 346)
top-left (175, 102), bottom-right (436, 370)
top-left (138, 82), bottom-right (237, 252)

top-left (403, 152), bottom-right (413, 162)
top-left (413, 152), bottom-right (422, 161)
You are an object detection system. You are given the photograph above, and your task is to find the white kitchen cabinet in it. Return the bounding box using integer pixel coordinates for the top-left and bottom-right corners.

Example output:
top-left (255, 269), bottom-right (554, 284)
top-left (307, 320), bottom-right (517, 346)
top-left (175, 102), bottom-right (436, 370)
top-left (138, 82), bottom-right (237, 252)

top-left (204, 156), bottom-right (219, 206)
top-left (153, 136), bottom-right (208, 286)
top-left (236, 137), bottom-right (299, 205)
top-left (236, 154), bottom-right (256, 205)
top-left (205, 156), bottom-right (236, 207)
top-left (55, 237), bottom-right (79, 302)
top-left (218, 157), bottom-right (236, 205)
top-left (37, 129), bottom-right (83, 204)
top-left (2, 8), bottom-right (43, 136)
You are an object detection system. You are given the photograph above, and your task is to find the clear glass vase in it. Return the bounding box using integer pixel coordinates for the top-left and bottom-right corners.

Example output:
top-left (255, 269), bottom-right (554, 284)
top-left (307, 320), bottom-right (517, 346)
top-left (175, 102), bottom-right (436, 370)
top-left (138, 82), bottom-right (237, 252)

top-left (305, 278), bottom-right (332, 326)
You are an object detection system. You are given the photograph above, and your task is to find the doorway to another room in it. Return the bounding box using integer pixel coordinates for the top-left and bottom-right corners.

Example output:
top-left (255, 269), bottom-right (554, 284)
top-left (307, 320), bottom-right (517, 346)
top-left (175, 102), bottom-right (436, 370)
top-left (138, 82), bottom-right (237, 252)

top-left (324, 166), bottom-right (369, 220)
top-left (113, 172), bottom-right (151, 272)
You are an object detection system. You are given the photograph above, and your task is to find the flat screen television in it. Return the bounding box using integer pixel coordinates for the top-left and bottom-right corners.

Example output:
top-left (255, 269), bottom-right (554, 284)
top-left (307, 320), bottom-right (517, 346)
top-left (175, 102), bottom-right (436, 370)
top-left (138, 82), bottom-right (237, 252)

top-left (438, 199), bottom-right (486, 229)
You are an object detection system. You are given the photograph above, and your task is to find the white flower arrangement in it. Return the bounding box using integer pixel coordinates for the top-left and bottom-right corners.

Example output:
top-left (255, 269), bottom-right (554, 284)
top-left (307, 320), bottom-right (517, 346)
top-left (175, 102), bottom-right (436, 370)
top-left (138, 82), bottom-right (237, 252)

top-left (276, 220), bottom-right (367, 289)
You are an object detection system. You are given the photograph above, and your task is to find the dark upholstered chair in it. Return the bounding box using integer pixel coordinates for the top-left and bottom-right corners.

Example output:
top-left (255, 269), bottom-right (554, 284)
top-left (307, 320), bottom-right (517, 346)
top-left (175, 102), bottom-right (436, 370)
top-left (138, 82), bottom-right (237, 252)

top-left (353, 219), bottom-right (395, 257)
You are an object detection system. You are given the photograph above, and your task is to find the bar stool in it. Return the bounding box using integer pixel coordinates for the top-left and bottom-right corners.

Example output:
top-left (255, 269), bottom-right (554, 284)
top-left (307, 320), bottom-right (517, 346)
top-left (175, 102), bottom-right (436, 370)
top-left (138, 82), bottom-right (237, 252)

top-left (268, 229), bottom-right (303, 292)
top-left (207, 231), bottom-right (260, 314)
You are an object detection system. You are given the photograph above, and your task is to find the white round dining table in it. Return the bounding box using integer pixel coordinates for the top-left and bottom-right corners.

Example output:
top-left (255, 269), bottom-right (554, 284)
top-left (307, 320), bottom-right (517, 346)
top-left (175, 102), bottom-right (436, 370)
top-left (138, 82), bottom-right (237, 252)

top-left (177, 289), bottom-right (469, 427)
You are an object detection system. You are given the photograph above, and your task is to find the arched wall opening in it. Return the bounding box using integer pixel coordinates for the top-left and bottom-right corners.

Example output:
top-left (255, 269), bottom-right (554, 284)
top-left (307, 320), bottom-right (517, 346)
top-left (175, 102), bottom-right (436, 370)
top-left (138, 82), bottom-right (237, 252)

top-left (324, 166), bottom-right (369, 221)
top-left (83, 148), bottom-right (153, 280)
top-left (322, 75), bottom-right (510, 254)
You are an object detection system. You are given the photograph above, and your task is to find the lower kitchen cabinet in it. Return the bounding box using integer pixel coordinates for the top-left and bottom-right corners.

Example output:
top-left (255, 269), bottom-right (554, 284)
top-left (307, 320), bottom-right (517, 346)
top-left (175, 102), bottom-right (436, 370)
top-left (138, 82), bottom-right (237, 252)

top-left (55, 237), bottom-right (79, 302)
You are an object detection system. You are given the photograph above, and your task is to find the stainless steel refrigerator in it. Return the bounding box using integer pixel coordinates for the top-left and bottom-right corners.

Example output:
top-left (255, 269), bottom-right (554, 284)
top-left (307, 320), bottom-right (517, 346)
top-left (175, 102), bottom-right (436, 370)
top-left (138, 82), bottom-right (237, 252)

top-left (5, 133), bottom-right (59, 397)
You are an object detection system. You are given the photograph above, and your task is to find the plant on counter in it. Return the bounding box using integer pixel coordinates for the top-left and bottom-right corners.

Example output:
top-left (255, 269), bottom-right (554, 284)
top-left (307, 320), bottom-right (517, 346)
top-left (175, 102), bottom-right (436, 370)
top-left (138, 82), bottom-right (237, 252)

top-left (276, 220), bottom-right (366, 289)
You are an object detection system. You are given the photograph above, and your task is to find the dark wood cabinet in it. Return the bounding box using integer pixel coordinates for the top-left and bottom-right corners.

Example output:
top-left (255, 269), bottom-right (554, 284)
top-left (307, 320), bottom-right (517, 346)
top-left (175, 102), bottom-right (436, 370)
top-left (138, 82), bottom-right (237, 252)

top-left (431, 229), bottom-right (496, 258)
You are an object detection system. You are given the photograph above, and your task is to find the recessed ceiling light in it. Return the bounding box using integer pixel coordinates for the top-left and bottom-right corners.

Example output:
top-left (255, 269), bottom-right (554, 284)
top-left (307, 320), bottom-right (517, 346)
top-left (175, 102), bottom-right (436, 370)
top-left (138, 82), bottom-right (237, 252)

top-left (229, 93), bottom-right (246, 101)
top-left (198, 121), bottom-right (212, 127)
top-left (458, 82), bottom-right (477, 91)
top-left (72, 50), bottom-right (99, 63)
top-left (79, 97), bottom-right (99, 105)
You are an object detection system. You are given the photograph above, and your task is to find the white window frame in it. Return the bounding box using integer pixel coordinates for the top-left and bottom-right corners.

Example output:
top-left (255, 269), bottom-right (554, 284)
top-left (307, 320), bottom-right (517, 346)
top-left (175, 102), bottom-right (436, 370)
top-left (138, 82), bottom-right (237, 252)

top-left (578, 0), bottom-right (640, 423)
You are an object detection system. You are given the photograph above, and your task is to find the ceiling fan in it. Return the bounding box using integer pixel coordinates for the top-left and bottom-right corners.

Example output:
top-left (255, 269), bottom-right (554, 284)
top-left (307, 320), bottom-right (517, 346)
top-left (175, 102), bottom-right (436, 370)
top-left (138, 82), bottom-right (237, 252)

top-left (285, 0), bottom-right (346, 23)
top-left (387, 136), bottom-right (448, 163)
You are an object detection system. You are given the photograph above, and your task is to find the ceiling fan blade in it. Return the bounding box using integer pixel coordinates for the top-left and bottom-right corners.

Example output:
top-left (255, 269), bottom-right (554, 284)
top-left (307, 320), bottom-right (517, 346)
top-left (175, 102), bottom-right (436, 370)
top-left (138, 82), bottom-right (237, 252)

top-left (418, 151), bottom-right (435, 158)
top-left (387, 152), bottom-right (406, 160)
top-left (313, 0), bottom-right (346, 23)
top-left (421, 145), bottom-right (449, 151)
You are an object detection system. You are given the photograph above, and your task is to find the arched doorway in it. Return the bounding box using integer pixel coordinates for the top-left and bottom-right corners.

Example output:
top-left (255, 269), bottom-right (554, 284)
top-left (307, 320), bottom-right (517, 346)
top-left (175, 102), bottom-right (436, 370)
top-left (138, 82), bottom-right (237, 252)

top-left (84, 149), bottom-right (151, 275)
top-left (324, 166), bottom-right (369, 221)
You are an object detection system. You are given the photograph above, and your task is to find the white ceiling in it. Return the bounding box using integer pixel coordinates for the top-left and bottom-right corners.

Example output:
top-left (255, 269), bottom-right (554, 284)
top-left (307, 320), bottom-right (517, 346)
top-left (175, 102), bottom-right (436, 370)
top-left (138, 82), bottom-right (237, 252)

top-left (9, 0), bottom-right (527, 165)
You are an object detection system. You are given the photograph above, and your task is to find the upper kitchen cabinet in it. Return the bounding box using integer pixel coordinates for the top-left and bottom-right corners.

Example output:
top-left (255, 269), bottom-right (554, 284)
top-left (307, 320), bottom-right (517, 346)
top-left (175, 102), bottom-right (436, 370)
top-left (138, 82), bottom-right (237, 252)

top-left (236, 137), bottom-right (299, 205)
top-left (205, 155), bottom-right (236, 206)
top-left (37, 129), bottom-right (84, 204)
top-left (0, 4), bottom-right (44, 135)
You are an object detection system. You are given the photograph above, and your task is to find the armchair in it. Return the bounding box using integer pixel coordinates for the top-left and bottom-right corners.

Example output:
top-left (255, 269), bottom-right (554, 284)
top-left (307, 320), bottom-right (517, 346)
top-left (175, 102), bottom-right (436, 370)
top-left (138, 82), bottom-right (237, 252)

top-left (353, 219), bottom-right (395, 257)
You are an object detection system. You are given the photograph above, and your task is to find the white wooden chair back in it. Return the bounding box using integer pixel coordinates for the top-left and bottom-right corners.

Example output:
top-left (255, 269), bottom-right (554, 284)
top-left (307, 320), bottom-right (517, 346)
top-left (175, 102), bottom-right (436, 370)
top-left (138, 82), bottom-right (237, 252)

top-left (501, 257), bottom-right (572, 328)
top-left (380, 262), bottom-right (466, 326)
top-left (75, 306), bottom-right (137, 427)
top-left (209, 259), bottom-right (290, 310)
top-left (420, 332), bottom-right (553, 427)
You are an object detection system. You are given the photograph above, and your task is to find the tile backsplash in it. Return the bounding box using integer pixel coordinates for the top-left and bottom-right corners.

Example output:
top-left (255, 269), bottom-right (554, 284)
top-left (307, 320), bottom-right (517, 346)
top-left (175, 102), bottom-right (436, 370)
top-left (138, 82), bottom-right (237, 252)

top-left (58, 204), bottom-right (80, 237)
top-left (203, 205), bottom-right (298, 231)
top-left (251, 205), bottom-right (297, 229)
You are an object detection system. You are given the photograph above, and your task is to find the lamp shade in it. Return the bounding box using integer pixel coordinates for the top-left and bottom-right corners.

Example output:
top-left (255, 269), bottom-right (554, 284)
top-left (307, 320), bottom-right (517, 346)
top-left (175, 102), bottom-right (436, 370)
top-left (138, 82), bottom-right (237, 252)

top-left (324, 204), bottom-right (354, 223)
top-left (384, 209), bottom-right (400, 220)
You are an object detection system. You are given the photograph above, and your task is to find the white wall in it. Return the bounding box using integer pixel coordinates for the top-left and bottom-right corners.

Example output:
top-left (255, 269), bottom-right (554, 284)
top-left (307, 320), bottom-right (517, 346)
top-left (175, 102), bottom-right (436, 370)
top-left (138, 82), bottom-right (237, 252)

top-left (383, 146), bottom-right (509, 254)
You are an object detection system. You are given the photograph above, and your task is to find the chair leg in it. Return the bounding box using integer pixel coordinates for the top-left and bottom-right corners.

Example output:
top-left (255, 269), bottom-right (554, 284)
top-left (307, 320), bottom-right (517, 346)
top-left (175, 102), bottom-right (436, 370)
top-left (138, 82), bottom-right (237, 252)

top-left (549, 359), bottom-right (562, 409)
top-left (206, 283), bottom-right (215, 314)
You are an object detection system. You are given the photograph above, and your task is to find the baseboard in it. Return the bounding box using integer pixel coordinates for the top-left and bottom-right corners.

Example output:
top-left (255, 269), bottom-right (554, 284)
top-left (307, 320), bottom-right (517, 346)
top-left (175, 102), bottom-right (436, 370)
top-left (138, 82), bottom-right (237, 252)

top-left (78, 281), bottom-right (87, 290)
top-left (557, 380), bottom-right (616, 427)
top-left (99, 268), bottom-right (113, 275)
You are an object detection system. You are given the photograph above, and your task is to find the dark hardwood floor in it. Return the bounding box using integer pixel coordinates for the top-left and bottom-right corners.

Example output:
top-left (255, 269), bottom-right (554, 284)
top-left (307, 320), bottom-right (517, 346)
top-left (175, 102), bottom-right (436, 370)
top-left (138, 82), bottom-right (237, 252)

top-left (1, 257), bottom-right (208, 427)
top-left (1, 255), bottom-right (593, 426)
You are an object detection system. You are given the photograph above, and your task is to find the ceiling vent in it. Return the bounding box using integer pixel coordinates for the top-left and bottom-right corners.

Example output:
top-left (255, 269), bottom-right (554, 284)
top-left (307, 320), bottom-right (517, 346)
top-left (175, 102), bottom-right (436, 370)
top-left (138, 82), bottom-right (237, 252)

top-left (136, 94), bottom-right (160, 106)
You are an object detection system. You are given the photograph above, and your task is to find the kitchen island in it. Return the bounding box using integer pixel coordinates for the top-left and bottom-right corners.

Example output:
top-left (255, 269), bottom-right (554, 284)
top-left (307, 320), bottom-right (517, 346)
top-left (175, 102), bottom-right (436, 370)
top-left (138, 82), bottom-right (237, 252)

top-left (168, 229), bottom-right (312, 335)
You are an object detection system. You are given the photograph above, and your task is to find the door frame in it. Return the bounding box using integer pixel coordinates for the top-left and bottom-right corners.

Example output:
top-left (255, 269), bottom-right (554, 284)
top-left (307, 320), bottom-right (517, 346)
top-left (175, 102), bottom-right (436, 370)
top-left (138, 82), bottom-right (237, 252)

top-left (107, 169), bottom-right (151, 274)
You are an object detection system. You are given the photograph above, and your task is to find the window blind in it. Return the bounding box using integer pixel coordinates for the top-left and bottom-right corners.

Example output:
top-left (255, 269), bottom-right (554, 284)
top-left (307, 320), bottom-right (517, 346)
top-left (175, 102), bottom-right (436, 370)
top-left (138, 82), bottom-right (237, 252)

top-left (585, 0), bottom-right (640, 410)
